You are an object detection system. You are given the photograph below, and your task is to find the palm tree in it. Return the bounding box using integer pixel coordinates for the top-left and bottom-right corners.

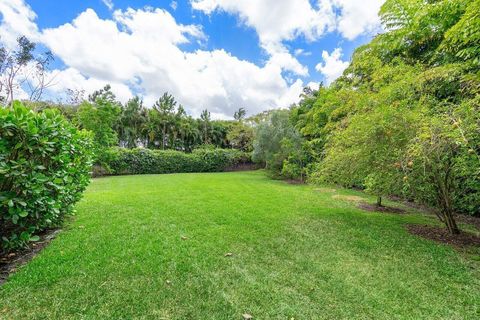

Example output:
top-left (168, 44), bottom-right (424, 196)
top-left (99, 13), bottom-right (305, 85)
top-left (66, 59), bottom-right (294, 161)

top-left (153, 92), bottom-right (176, 149)
top-left (179, 117), bottom-right (200, 151)
top-left (118, 96), bottom-right (146, 148)
top-left (200, 109), bottom-right (211, 145)
top-left (233, 107), bottom-right (246, 121)
top-left (169, 105), bottom-right (186, 150)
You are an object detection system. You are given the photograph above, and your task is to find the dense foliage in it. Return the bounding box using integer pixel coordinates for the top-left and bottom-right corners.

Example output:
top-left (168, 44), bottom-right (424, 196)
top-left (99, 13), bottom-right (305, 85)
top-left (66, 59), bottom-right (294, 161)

top-left (253, 110), bottom-right (307, 181)
top-left (253, 0), bottom-right (480, 233)
top-left (31, 88), bottom-right (255, 156)
top-left (100, 147), bottom-right (252, 176)
top-left (0, 103), bottom-right (94, 250)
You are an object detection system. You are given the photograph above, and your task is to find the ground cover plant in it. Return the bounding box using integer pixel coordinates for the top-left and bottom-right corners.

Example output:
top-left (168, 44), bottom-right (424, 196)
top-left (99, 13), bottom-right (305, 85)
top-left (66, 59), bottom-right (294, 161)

top-left (0, 171), bottom-right (478, 319)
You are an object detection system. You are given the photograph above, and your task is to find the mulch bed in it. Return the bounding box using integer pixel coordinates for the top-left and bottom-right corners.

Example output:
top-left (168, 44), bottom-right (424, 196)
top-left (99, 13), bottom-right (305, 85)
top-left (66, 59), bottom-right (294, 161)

top-left (406, 224), bottom-right (480, 248)
top-left (357, 202), bottom-right (407, 214)
top-left (0, 229), bottom-right (61, 285)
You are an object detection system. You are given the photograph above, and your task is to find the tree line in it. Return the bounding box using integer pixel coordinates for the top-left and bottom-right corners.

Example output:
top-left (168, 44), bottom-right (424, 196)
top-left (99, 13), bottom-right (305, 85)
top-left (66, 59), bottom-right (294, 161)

top-left (25, 87), bottom-right (255, 155)
top-left (252, 0), bottom-right (480, 234)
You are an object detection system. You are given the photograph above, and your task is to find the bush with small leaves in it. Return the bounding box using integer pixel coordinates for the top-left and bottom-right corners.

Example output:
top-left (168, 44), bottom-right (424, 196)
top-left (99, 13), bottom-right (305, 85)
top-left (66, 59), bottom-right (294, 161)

top-left (0, 102), bottom-right (94, 251)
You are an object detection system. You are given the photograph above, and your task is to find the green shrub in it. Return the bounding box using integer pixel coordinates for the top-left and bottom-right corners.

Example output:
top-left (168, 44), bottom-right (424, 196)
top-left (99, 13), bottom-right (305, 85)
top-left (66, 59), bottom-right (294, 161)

top-left (0, 102), bottom-right (94, 251)
top-left (100, 147), bottom-right (252, 176)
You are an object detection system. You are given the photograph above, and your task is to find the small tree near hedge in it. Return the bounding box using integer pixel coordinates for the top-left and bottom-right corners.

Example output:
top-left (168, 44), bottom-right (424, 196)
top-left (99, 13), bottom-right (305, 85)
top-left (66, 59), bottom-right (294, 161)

top-left (406, 110), bottom-right (480, 234)
top-left (0, 102), bottom-right (94, 251)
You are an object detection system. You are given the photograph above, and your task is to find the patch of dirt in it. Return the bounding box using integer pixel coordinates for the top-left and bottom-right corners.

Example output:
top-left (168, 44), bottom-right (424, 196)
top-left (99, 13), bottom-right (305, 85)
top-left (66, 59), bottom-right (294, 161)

top-left (0, 229), bottom-right (61, 285)
top-left (406, 224), bottom-right (480, 248)
top-left (357, 202), bottom-right (407, 214)
top-left (332, 194), bottom-right (365, 202)
top-left (314, 188), bottom-right (337, 193)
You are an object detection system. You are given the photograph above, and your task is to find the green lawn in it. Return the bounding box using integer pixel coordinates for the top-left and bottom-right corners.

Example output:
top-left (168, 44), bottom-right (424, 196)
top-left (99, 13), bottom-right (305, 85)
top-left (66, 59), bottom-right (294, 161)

top-left (1, 171), bottom-right (479, 319)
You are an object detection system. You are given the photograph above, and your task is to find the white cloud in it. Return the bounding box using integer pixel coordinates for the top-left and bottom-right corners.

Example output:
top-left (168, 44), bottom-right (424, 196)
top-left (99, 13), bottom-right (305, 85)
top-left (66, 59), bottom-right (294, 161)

top-left (190, 0), bottom-right (384, 46)
top-left (306, 81), bottom-right (321, 90)
top-left (170, 1), bottom-right (178, 11)
top-left (263, 42), bottom-right (308, 76)
top-left (315, 48), bottom-right (349, 85)
top-left (191, 0), bottom-right (336, 75)
top-left (0, 2), bottom-right (306, 118)
top-left (190, 0), bottom-right (385, 77)
top-left (191, 0), bottom-right (336, 44)
top-left (102, 0), bottom-right (114, 11)
top-left (294, 48), bottom-right (304, 56)
top-left (294, 48), bottom-right (312, 57)
top-left (0, 0), bottom-right (39, 48)
top-left (333, 0), bottom-right (384, 40)
top-left (46, 67), bottom-right (133, 103)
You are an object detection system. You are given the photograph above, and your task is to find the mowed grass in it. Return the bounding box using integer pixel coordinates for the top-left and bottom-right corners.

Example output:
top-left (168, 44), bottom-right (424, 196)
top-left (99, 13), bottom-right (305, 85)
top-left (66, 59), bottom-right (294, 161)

top-left (1, 171), bottom-right (479, 319)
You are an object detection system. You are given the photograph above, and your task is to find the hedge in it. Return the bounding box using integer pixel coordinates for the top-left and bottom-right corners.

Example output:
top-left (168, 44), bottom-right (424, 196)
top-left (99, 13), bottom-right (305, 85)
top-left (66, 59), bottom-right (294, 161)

top-left (97, 147), bottom-right (253, 176)
top-left (0, 103), bottom-right (94, 251)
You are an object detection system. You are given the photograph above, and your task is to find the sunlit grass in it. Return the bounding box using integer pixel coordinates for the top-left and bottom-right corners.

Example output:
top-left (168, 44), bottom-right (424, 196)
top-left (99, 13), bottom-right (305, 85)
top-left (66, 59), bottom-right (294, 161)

top-left (1, 171), bottom-right (478, 319)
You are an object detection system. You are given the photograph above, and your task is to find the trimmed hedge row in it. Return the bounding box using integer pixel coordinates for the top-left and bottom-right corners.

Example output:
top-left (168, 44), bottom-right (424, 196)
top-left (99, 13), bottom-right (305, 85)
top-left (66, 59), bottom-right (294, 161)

top-left (1, 103), bottom-right (94, 251)
top-left (97, 147), bottom-right (253, 176)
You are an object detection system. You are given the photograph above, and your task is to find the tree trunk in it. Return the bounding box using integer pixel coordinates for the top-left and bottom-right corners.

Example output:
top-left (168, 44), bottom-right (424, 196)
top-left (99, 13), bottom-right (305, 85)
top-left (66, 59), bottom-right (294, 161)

top-left (437, 168), bottom-right (459, 235)
top-left (376, 196), bottom-right (382, 207)
top-left (162, 125), bottom-right (166, 150)
top-left (443, 210), bottom-right (460, 235)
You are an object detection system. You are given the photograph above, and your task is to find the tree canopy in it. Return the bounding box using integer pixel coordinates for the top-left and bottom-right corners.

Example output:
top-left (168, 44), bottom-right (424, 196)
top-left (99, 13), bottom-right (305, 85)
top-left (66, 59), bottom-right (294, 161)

top-left (252, 0), bottom-right (480, 233)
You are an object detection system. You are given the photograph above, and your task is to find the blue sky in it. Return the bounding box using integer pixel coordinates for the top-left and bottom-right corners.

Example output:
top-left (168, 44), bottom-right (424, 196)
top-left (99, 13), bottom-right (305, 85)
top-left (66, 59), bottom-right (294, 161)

top-left (0, 0), bottom-right (384, 118)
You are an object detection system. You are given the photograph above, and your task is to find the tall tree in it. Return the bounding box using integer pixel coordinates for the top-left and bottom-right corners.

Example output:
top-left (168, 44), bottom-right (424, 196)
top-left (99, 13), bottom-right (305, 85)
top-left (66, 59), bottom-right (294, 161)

top-left (0, 36), bottom-right (54, 106)
top-left (153, 92), bottom-right (177, 149)
top-left (118, 96), bottom-right (147, 148)
top-left (200, 109), bottom-right (211, 144)
top-left (77, 84), bottom-right (121, 152)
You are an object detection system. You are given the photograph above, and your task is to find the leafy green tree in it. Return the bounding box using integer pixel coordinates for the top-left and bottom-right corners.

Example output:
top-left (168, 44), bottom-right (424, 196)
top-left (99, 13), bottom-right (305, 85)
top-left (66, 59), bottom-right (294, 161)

top-left (168, 105), bottom-right (186, 150)
top-left (286, 0), bottom-right (480, 234)
top-left (77, 86), bottom-right (121, 152)
top-left (88, 84), bottom-right (117, 104)
top-left (438, 0), bottom-right (480, 65)
top-left (319, 105), bottom-right (418, 206)
top-left (227, 122), bottom-right (254, 152)
top-left (253, 110), bottom-right (304, 179)
top-left (210, 121), bottom-right (230, 148)
top-left (405, 102), bottom-right (480, 233)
